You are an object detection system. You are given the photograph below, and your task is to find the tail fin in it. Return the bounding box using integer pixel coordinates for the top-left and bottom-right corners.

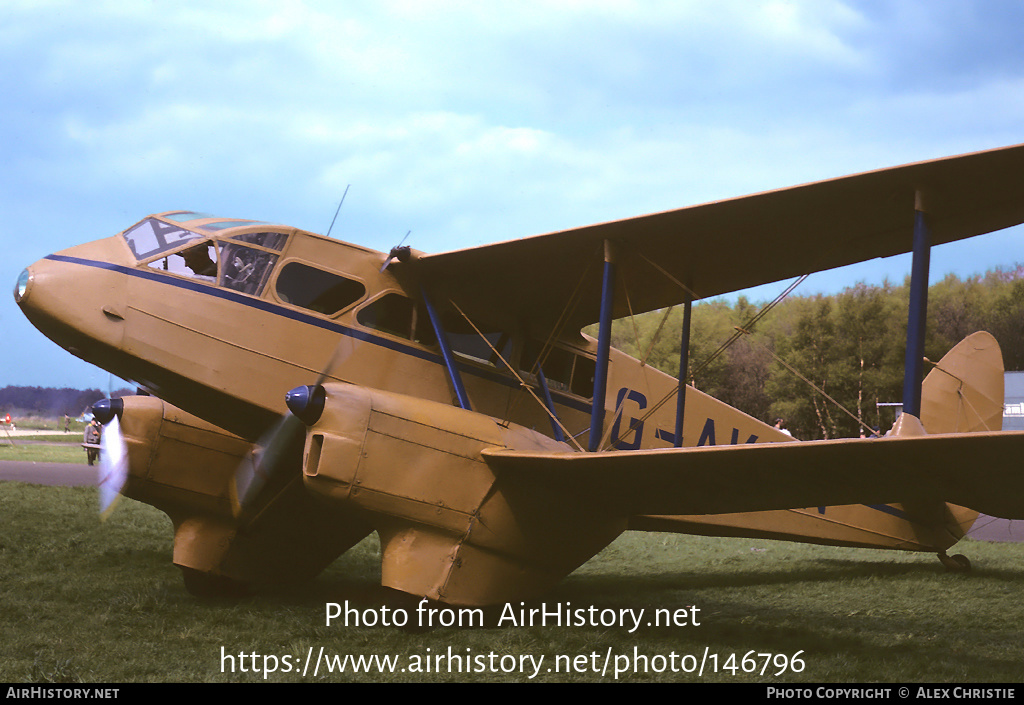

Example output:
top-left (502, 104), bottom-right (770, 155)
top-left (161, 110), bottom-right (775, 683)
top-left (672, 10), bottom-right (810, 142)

top-left (895, 331), bottom-right (1006, 546)
top-left (920, 331), bottom-right (1004, 434)
top-left (631, 332), bottom-right (1005, 553)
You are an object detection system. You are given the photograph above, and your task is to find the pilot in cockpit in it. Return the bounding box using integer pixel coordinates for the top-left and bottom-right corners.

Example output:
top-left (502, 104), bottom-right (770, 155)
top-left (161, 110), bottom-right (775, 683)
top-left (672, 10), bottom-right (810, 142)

top-left (182, 243), bottom-right (217, 278)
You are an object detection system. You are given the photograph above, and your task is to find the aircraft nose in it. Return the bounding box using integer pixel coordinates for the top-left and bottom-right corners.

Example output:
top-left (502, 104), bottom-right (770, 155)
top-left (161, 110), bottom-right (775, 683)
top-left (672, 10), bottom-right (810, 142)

top-left (16, 251), bottom-right (129, 371)
top-left (13, 267), bottom-right (32, 304)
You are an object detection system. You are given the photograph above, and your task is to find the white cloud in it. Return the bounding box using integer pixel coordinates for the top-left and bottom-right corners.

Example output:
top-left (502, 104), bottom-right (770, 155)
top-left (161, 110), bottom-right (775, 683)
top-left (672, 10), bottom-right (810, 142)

top-left (5, 0), bottom-right (1024, 387)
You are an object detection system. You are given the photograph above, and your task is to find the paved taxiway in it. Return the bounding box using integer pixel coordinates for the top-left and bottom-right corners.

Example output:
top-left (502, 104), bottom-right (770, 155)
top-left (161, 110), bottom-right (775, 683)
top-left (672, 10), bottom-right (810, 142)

top-left (0, 460), bottom-right (97, 486)
top-left (1, 428), bottom-right (97, 485)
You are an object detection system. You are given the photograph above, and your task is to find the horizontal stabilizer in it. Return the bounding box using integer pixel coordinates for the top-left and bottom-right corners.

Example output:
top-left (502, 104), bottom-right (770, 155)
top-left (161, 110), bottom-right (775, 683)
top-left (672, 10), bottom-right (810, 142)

top-left (483, 428), bottom-right (1024, 520)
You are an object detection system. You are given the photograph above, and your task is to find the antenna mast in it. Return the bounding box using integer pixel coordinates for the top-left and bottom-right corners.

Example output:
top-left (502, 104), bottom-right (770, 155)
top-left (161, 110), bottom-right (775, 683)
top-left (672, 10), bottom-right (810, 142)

top-left (326, 184), bottom-right (350, 238)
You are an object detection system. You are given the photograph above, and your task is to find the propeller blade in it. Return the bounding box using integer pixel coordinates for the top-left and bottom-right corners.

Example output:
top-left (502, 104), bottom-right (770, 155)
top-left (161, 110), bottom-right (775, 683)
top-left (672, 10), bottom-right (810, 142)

top-left (97, 413), bottom-right (128, 520)
top-left (231, 413), bottom-right (305, 513)
top-left (231, 335), bottom-right (353, 518)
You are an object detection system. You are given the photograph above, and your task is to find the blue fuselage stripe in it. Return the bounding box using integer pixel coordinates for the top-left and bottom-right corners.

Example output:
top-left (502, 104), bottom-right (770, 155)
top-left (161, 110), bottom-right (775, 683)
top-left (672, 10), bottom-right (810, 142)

top-left (44, 254), bottom-right (594, 414)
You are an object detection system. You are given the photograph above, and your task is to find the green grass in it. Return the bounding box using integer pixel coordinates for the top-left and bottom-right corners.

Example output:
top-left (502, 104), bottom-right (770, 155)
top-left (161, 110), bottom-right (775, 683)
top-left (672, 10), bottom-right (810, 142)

top-left (3, 416), bottom-right (84, 431)
top-left (19, 434), bottom-right (87, 443)
top-left (1, 481), bottom-right (1023, 683)
top-left (0, 442), bottom-right (88, 464)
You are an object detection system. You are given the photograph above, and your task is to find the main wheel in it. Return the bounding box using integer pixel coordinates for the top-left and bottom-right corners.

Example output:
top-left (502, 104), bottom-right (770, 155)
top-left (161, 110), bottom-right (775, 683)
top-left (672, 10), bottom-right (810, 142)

top-left (938, 552), bottom-right (972, 573)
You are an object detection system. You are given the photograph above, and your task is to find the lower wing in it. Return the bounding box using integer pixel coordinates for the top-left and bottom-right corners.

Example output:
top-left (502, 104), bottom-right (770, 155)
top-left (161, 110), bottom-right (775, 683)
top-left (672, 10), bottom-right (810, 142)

top-left (483, 423), bottom-right (1024, 520)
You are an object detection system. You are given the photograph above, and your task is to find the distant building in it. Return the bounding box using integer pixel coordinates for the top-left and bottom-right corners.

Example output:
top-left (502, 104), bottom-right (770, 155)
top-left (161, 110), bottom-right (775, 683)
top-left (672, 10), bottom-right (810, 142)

top-left (1003, 371), bottom-right (1024, 431)
top-left (970, 372), bottom-right (1024, 542)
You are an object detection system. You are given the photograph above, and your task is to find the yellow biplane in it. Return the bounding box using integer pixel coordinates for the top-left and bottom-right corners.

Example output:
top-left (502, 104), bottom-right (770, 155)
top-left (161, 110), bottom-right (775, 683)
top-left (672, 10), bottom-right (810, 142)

top-left (14, 143), bottom-right (1024, 605)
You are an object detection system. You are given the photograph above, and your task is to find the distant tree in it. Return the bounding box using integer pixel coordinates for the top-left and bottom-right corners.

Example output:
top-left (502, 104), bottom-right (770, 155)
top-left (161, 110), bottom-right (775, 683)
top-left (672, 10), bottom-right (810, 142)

top-left (574, 265), bottom-right (1024, 441)
top-left (0, 386), bottom-right (120, 417)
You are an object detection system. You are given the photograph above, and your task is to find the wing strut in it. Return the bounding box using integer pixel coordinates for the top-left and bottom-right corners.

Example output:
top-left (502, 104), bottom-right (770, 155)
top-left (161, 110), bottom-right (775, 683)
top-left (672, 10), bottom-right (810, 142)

top-left (589, 240), bottom-right (617, 451)
top-left (674, 297), bottom-right (693, 447)
top-left (421, 287), bottom-right (472, 410)
top-left (447, 299), bottom-right (585, 451)
top-left (536, 366), bottom-right (566, 443)
top-left (903, 191), bottom-right (931, 418)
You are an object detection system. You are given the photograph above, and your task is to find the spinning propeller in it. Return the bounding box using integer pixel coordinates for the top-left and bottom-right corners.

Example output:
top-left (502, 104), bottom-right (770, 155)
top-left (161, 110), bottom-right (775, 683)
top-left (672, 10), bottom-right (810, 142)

top-left (231, 339), bottom-right (347, 518)
top-left (92, 397), bottom-right (128, 520)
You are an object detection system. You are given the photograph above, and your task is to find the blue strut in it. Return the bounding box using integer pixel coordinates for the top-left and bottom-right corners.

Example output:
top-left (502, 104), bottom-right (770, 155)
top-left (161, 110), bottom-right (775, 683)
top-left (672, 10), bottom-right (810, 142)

top-left (902, 202), bottom-right (931, 418)
top-left (589, 242), bottom-right (616, 451)
top-left (674, 298), bottom-right (692, 447)
top-left (421, 288), bottom-right (472, 411)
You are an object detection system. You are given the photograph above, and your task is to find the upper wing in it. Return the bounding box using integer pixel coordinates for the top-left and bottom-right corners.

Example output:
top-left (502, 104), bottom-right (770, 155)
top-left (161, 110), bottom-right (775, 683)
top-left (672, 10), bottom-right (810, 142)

top-left (482, 430), bottom-right (1024, 520)
top-left (415, 143), bottom-right (1024, 337)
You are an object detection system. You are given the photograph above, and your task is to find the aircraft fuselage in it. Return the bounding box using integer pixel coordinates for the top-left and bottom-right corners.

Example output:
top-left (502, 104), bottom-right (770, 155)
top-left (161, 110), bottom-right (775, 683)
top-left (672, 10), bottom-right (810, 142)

top-left (24, 211), bottom-right (957, 604)
top-left (17, 212), bottom-right (776, 450)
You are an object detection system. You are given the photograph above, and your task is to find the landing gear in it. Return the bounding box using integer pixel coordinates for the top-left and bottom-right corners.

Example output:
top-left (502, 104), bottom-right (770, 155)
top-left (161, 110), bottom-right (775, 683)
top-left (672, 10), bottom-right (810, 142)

top-left (938, 551), bottom-right (972, 573)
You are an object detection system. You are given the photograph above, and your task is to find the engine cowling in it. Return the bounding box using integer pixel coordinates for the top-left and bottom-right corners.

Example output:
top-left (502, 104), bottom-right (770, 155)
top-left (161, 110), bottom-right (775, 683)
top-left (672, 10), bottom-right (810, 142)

top-left (297, 382), bottom-right (628, 606)
top-left (112, 395), bottom-right (372, 594)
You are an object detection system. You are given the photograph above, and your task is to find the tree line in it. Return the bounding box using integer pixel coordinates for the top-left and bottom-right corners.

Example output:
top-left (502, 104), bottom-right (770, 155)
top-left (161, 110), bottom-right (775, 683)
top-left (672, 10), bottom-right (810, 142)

top-left (603, 266), bottom-right (1024, 441)
top-left (0, 386), bottom-right (129, 418)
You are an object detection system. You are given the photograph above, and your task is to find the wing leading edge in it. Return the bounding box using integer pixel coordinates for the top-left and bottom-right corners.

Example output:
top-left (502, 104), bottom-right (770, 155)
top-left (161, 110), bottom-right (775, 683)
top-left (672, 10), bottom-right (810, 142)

top-left (482, 428), bottom-right (1024, 520)
top-left (416, 143), bottom-right (1024, 337)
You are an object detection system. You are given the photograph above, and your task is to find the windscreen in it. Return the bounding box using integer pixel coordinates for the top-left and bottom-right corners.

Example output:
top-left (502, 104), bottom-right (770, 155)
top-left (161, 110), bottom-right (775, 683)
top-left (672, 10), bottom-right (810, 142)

top-left (122, 218), bottom-right (204, 261)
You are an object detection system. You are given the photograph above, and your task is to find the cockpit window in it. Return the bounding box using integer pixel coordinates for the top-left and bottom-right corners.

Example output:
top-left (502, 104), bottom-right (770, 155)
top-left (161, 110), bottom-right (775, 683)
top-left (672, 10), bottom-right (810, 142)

top-left (275, 262), bottom-right (365, 315)
top-left (161, 211), bottom-right (213, 223)
top-left (229, 232), bottom-right (289, 251)
top-left (197, 220), bottom-right (264, 231)
top-left (122, 218), bottom-right (204, 260)
top-left (219, 243), bottom-right (278, 296)
top-left (147, 240), bottom-right (218, 282)
top-left (125, 215), bottom-right (291, 298)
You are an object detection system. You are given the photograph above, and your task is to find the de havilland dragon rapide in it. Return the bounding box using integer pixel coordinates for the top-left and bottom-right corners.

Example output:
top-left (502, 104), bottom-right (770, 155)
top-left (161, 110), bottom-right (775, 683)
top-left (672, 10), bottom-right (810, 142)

top-left (15, 143), bottom-right (1024, 605)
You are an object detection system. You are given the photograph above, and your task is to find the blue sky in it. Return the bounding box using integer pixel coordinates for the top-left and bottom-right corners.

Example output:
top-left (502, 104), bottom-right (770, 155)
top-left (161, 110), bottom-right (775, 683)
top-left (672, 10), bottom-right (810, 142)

top-left (4, 0), bottom-right (1024, 389)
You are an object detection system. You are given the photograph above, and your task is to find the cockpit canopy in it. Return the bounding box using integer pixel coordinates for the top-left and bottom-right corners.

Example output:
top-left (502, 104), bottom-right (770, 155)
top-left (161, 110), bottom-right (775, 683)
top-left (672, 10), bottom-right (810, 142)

top-left (121, 212), bottom-right (289, 296)
top-left (120, 211), bottom-right (379, 321)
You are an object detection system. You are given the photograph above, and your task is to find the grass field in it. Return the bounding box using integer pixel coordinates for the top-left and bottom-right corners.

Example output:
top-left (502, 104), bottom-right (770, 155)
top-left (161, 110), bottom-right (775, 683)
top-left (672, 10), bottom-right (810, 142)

top-left (2, 479), bottom-right (1023, 684)
top-left (0, 440), bottom-right (88, 464)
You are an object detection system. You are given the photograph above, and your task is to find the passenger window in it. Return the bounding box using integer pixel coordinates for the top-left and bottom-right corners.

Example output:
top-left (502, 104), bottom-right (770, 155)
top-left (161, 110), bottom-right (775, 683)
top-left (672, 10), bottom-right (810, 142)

top-left (448, 329), bottom-right (514, 370)
top-left (275, 262), bottom-right (365, 315)
top-left (147, 240), bottom-right (218, 282)
top-left (522, 340), bottom-right (595, 399)
top-left (570, 355), bottom-right (596, 398)
top-left (524, 341), bottom-right (572, 389)
top-left (220, 243), bottom-right (278, 296)
top-left (357, 293), bottom-right (436, 345)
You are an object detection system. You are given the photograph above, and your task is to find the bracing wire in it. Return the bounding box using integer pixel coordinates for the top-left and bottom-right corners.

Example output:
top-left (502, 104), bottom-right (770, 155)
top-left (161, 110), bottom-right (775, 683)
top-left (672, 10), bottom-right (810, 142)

top-left (601, 274), bottom-right (810, 451)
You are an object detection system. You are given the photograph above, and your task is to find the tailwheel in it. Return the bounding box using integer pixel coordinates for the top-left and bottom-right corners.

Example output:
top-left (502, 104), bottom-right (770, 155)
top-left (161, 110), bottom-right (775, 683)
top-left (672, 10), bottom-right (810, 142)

top-left (180, 567), bottom-right (251, 598)
top-left (938, 551), bottom-right (972, 573)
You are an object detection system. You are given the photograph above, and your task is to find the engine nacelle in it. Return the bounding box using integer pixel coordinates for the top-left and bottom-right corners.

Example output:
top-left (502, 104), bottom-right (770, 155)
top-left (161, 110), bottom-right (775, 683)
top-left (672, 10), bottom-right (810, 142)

top-left (114, 395), bottom-right (372, 594)
top-left (299, 383), bottom-right (628, 606)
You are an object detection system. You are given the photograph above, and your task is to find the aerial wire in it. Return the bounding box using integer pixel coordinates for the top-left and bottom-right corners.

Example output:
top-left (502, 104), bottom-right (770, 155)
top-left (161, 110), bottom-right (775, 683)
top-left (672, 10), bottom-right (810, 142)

top-left (326, 184), bottom-right (350, 238)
